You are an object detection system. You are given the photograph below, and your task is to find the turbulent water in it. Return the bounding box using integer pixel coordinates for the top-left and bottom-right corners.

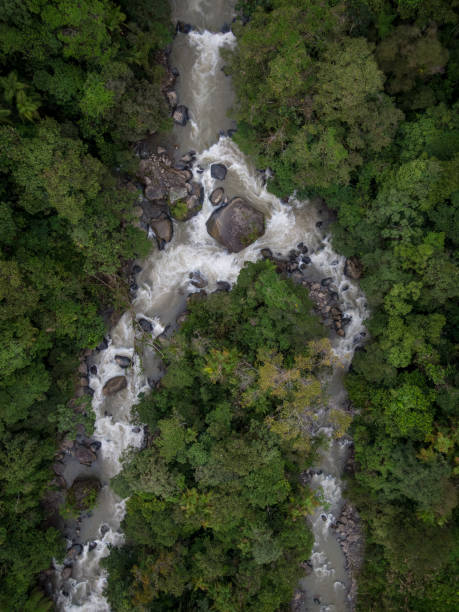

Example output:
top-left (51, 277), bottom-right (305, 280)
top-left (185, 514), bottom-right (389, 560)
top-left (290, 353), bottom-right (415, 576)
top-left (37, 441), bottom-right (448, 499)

top-left (54, 1), bottom-right (367, 610)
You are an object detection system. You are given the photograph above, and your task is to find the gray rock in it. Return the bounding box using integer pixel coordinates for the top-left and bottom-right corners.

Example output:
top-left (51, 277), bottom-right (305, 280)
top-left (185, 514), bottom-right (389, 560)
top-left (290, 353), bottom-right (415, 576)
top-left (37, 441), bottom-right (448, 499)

top-left (176, 21), bottom-right (193, 34)
top-left (189, 272), bottom-right (208, 288)
top-left (141, 199), bottom-right (169, 220)
top-left (166, 90), bottom-right (177, 107)
top-left (173, 105), bottom-right (189, 126)
top-left (102, 376), bottom-right (127, 395)
top-left (210, 163), bottom-right (227, 180)
top-left (180, 152), bottom-right (195, 164)
top-left (206, 197), bottom-right (265, 253)
top-left (150, 213), bottom-right (173, 247)
top-left (74, 445), bottom-right (97, 466)
top-left (96, 338), bottom-right (108, 351)
top-left (216, 281), bottom-right (231, 292)
top-left (210, 187), bottom-right (225, 206)
top-left (170, 182), bottom-right (204, 221)
top-left (138, 318), bottom-right (153, 333)
top-left (145, 183), bottom-right (165, 201)
top-left (260, 248), bottom-right (273, 259)
top-left (174, 161), bottom-right (188, 171)
top-left (115, 355), bottom-right (132, 368)
top-left (169, 185), bottom-right (188, 203)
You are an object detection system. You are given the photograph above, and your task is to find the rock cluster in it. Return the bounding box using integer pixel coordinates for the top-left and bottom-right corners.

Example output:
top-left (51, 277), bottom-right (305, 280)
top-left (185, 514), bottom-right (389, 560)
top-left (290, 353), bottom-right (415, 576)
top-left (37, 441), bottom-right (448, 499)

top-left (136, 149), bottom-right (204, 247)
top-left (304, 280), bottom-right (347, 336)
top-left (333, 502), bottom-right (364, 609)
top-left (53, 436), bottom-right (101, 482)
top-left (260, 245), bottom-right (348, 336)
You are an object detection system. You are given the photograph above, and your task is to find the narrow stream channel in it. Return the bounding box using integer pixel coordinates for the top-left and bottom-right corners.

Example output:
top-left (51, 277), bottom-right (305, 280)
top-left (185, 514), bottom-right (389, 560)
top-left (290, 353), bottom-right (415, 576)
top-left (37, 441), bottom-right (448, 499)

top-left (54, 1), bottom-right (367, 610)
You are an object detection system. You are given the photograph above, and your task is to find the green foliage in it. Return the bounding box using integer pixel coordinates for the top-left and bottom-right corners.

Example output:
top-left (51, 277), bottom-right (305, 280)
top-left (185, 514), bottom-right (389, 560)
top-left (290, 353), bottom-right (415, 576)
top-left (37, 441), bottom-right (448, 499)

top-left (104, 262), bottom-right (329, 611)
top-left (0, 0), bottom-right (172, 607)
top-left (169, 198), bottom-right (189, 221)
top-left (228, 1), bottom-right (459, 609)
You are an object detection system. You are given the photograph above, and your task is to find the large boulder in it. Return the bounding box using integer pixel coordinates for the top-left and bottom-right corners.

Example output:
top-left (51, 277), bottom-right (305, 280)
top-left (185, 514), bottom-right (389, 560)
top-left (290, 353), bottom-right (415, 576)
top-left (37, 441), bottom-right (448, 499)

top-left (169, 185), bottom-right (188, 204)
top-left (150, 213), bottom-right (173, 248)
top-left (210, 163), bottom-right (227, 180)
top-left (145, 184), bottom-right (166, 201)
top-left (103, 376), bottom-right (127, 395)
top-left (344, 257), bottom-right (363, 280)
top-left (206, 197), bottom-right (265, 253)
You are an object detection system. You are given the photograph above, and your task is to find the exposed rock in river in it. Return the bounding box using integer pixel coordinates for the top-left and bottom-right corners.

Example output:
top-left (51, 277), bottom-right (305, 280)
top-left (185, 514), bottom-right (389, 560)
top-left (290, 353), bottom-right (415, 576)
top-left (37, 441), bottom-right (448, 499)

top-left (189, 271), bottom-right (208, 288)
top-left (150, 213), bottom-right (173, 248)
top-left (138, 318), bottom-right (153, 333)
top-left (210, 187), bottom-right (225, 206)
top-left (206, 197), bottom-right (265, 252)
top-left (115, 355), bottom-right (132, 368)
top-left (102, 375), bottom-right (127, 395)
top-left (173, 104), bottom-right (189, 126)
top-left (210, 163), bottom-right (227, 180)
top-left (333, 501), bottom-right (364, 610)
top-left (73, 444), bottom-right (97, 466)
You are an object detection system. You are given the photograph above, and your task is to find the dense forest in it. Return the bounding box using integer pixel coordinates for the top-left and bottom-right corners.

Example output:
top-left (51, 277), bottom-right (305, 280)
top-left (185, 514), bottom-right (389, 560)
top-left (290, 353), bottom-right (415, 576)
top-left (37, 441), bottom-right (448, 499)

top-left (226, 0), bottom-right (459, 610)
top-left (104, 261), bottom-right (332, 610)
top-left (0, 1), bottom-right (172, 608)
top-left (1, 0), bottom-right (458, 611)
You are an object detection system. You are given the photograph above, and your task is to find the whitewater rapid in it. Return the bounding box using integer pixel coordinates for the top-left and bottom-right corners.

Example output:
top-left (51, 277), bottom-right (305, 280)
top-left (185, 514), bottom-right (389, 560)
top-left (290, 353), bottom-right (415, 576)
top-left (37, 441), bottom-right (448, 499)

top-left (54, 4), bottom-right (367, 610)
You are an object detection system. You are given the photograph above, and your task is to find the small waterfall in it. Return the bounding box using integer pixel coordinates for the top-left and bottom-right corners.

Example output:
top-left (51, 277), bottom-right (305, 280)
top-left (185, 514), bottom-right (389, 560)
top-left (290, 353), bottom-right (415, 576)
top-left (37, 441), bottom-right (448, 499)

top-left (54, 4), bottom-right (367, 610)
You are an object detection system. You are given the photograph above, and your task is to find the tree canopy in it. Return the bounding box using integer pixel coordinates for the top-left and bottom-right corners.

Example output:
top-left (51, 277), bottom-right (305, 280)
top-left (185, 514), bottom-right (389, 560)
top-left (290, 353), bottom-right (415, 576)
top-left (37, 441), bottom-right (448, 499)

top-left (230, 1), bottom-right (459, 609)
top-left (0, 1), bottom-right (172, 608)
top-left (104, 261), bottom-right (332, 611)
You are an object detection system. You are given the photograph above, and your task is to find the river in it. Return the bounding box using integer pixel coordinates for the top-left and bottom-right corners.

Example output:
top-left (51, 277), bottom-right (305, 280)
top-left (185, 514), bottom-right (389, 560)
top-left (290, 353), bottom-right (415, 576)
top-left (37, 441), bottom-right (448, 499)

top-left (54, 1), bottom-right (367, 610)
